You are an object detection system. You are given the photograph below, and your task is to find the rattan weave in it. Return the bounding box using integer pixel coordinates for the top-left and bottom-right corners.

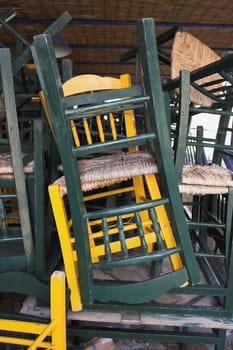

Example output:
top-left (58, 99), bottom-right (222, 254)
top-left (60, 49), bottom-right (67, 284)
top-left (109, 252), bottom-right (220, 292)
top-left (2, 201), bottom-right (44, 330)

top-left (56, 151), bottom-right (158, 194)
top-left (171, 31), bottom-right (221, 107)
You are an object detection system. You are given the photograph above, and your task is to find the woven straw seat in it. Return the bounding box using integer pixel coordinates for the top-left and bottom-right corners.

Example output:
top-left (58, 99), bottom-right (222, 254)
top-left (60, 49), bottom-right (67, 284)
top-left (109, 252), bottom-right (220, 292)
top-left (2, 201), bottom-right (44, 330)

top-left (0, 152), bottom-right (34, 178)
top-left (56, 151), bottom-right (158, 194)
top-left (179, 163), bottom-right (233, 195)
top-left (56, 157), bottom-right (233, 196)
top-left (171, 31), bottom-right (221, 107)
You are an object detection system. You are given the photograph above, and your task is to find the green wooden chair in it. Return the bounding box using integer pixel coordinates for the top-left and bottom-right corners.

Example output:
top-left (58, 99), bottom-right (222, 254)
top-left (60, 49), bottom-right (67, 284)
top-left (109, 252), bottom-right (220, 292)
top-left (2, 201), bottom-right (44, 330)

top-left (31, 18), bottom-right (200, 310)
top-left (0, 10), bottom-right (72, 96)
top-left (163, 63), bottom-right (233, 323)
top-left (0, 48), bottom-right (35, 273)
top-left (0, 47), bottom-right (57, 303)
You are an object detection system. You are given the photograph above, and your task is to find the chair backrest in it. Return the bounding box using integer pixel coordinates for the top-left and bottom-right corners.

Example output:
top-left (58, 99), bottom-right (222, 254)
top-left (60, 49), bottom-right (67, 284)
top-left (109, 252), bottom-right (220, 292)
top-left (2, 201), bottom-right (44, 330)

top-left (172, 68), bottom-right (233, 185)
top-left (47, 73), bottom-right (136, 147)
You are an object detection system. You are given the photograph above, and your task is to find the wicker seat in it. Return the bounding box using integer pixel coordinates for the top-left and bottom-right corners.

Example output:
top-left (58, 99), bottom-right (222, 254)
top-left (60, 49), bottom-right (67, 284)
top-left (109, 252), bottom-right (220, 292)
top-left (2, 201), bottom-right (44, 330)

top-left (171, 30), bottom-right (221, 107)
top-left (0, 152), bottom-right (34, 178)
top-left (180, 163), bottom-right (233, 195)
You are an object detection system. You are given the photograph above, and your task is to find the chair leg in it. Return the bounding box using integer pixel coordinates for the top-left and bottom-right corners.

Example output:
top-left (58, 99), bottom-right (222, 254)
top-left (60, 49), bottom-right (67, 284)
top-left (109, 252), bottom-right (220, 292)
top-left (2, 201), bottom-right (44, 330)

top-left (49, 184), bottom-right (82, 311)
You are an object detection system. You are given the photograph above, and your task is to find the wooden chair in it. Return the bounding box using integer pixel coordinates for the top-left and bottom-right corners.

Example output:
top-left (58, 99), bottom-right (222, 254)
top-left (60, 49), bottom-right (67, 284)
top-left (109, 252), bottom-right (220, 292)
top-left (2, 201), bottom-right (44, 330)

top-left (0, 271), bottom-right (66, 350)
top-left (0, 10), bottom-right (72, 97)
top-left (0, 48), bottom-right (35, 272)
top-left (42, 73), bottom-right (188, 310)
top-left (171, 30), bottom-right (221, 107)
top-left (163, 63), bottom-right (233, 327)
top-left (0, 46), bottom-right (57, 299)
top-left (32, 18), bottom-right (200, 311)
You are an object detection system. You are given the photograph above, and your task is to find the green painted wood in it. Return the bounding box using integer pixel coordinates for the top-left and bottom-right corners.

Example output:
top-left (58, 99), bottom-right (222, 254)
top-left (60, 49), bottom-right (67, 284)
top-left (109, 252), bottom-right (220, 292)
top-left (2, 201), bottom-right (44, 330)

top-left (0, 271), bottom-right (50, 301)
top-left (174, 69), bottom-right (190, 181)
top-left (92, 247), bottom-right (181, 270)
top-left (33, 118), bottom-right (45, 279)
top-left (65, 85), bottom-right (143, 108)
top-left (0, 48), bottom-right (35, 270)
top-left (117, 216), bottom-right (128, 258)
top-left (68, 326), bottom-right (222, 346)
top-left (93, 267), bottom-right (189, 304)
top-left (137, 18), bottom-right (200, 284)
top-left (84, 198), bottom-right (169, 219)
top-left (102, 218), bottom-right (111, 262)
top-left (62, 58), bottom-right (73, 82)
top-left (135, 212), bottom-right (147, 253)
top-left (32, 34), bottom-right (94, 305)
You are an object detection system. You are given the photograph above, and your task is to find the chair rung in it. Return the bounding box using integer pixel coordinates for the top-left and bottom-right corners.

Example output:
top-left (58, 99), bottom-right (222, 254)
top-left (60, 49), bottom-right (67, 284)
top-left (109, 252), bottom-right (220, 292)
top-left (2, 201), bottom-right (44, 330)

top-left (73, 134), bottom-right (156, 157)
top-left (85, 197), bottom-right (169, 220)
top-left (187, 222), bottom-right (225, 229)
top-left (66, 95), bottom-right (149, 118)
top-left (92, 246), bottom-right (181, 270)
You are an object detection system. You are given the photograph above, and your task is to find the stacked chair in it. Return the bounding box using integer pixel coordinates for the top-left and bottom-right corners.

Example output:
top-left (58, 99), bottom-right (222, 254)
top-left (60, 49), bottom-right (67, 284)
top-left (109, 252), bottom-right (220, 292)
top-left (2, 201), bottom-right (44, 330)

top-left (0, 8), bottom-right (72, 98)
top-left (0, 10), bottom-right (74, 289)
top-left (0, 47), bottom-right (54, 301)
top-left (32, 18), bottom-right (200, 312)
top-left (163, 29), bottom-right (233, 348)
top-left (31, 17), bottom-right (233, 349)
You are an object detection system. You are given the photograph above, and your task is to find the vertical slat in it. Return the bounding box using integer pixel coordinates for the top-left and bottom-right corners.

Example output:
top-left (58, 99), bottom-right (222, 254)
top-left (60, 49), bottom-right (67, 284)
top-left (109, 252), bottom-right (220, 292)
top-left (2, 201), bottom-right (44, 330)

top-left (83, 118), bottom-right (92, 144)
top-left (33, 118), bottom-right (44, 279)
top-left (117, 215), bottom-right (128, 258)
top-left (70, 120), bottom-right (80, 146)
top-left (109, 113), bottom-right (117, 140)
top-left (149, 208), bottom-right (165, 250)
top-left (135, 211), bottom-right (148, 254)
top-left (102, 218), bottom-right (111, 261)
top-left (96, 115), bottom-right (105, 142)
top-left (0, 199), bottom-right (7, 235)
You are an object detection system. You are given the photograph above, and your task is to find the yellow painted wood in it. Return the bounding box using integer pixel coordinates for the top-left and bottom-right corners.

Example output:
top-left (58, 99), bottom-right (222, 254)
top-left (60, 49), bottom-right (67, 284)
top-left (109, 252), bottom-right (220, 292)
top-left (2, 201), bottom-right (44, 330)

top-left (96, 115), bottom-right (105, 142)
top-left (0, 271), bottom-right (67, 349)
top-left (145, 174), bottom-right (183, 269)
top-left (49, 184), bottom-right (82, 311)
top-left (50, 271), bottom-right (66, 350)
top-left (83, 118), bottom-right (92, 144)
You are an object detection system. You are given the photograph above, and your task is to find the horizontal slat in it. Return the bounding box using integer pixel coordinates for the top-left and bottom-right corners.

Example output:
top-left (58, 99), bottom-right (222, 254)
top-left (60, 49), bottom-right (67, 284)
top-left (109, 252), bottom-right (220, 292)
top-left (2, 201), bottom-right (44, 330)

top-left (92, 247), bottom-right (181, 270)
top-left (65, 85), bottom-right (143, 108)
top-left (84, 197), bottom-right (169, 219)
top-left (73, 133), bottom-right (155, 156)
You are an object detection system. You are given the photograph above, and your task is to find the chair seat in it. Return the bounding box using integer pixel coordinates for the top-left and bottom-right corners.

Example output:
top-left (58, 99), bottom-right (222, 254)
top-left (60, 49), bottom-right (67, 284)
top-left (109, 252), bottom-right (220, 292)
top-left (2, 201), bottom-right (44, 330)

top-left (179, 163), bottom-right (233, 195)
top-left (56, 151), bottom-right (158, 192)
top-left (171, 31), bottom-right (221, 107)
top-left (56, 154), bottom-right (233, 196)
top-left (0, 152), bottom-right (34, 178)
